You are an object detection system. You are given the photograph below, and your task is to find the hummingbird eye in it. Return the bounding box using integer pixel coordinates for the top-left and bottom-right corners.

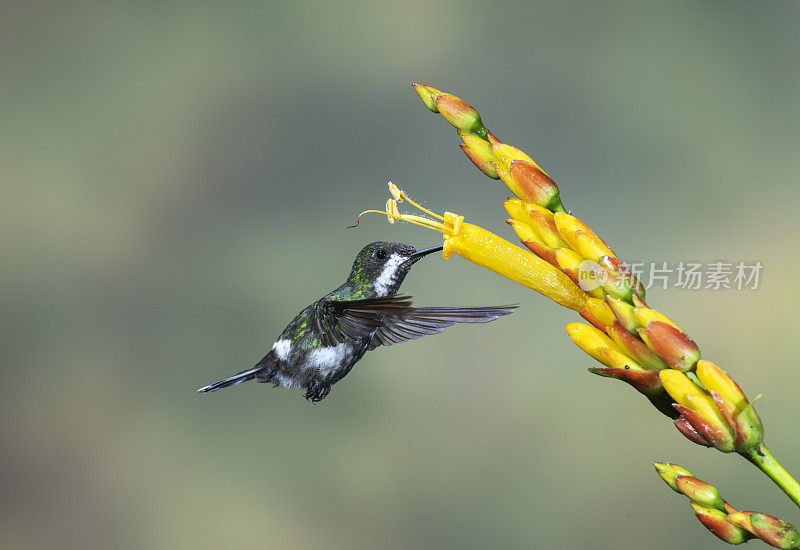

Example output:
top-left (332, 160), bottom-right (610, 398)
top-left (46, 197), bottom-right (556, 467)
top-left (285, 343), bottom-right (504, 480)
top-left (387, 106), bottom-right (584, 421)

top-left (375, 249), bottom-right (387, 260)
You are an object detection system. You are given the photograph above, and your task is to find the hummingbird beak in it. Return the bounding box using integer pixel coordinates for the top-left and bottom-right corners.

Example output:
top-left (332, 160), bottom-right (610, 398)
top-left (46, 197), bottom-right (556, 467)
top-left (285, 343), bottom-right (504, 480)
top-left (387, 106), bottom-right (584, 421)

top-left (406, 244), bottom-right (444, 262)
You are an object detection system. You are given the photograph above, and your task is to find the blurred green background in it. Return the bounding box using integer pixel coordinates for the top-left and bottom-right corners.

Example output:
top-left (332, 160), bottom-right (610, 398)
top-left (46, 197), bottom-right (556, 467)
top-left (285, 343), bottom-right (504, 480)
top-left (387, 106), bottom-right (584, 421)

top-left (3, 1), bottom-right (799, 549)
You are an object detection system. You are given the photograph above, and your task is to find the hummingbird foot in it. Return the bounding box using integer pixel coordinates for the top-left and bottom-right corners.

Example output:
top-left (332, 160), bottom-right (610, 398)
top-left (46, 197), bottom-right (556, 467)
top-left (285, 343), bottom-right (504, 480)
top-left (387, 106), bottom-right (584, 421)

top-left (304, 382), bottom-right (331, 403)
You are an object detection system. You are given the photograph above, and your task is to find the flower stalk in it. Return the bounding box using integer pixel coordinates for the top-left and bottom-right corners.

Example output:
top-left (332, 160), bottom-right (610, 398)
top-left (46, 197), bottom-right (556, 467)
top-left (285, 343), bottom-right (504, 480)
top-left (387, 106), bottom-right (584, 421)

top-left (745, 444), bottom-right (800, 510)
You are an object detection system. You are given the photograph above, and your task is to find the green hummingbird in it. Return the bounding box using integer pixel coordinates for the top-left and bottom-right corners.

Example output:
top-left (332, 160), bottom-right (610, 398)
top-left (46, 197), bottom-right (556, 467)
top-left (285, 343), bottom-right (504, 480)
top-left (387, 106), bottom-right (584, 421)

top-left (198, 241), bottom-right (516, 402)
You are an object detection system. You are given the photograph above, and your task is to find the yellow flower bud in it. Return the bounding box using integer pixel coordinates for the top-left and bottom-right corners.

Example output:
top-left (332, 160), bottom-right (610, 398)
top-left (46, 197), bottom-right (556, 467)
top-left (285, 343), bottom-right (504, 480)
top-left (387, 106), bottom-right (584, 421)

top-left (633, 307), bottom-right (681, 331)
top-left (553, 212), bottom-right (615, 261)
top-left (566, 322), bottom-right (640, 370)
top-left (660, 370), bottom-right (722, 424)
top-left (660, 370), bottom-right (734, 451)
top-left (581, 297), bottom-right (616, 329)
top-left (506, 218), bottom-right (543, 245)
top-left (696, 360), bottom-right (747, 416)
top-left (459, 131), bottom-right (498, 179)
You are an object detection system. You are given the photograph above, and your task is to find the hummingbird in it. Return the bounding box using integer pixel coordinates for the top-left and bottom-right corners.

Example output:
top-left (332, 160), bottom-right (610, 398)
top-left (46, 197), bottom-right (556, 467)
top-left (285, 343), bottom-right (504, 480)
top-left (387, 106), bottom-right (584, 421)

top-left (198, 241), bottom-right (516, 402)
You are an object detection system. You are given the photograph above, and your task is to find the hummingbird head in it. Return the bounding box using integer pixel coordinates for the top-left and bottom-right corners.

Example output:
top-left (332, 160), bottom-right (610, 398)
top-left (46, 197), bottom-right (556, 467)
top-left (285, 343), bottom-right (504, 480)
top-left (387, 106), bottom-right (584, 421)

top-left (346, 241), bottom-right (443, 297)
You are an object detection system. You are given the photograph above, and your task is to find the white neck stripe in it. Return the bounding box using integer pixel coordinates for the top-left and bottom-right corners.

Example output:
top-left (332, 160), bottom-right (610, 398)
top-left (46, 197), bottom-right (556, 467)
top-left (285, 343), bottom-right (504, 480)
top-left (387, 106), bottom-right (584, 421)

top-left (373, 254), bottom-right (404, 296)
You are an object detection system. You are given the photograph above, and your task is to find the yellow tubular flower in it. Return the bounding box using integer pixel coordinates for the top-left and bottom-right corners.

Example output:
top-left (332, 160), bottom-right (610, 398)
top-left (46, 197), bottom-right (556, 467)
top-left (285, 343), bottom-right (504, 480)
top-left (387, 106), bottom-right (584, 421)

top-left (444, 217), bottom-right (586, 311)
top-left (357, 183), bottom-right (588, 311)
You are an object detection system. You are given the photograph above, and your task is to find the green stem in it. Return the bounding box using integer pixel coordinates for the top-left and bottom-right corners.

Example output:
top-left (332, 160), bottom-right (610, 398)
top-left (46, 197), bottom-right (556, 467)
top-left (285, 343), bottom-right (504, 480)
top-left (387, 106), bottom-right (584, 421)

top-left (744, 442), bottom-right (800, 509)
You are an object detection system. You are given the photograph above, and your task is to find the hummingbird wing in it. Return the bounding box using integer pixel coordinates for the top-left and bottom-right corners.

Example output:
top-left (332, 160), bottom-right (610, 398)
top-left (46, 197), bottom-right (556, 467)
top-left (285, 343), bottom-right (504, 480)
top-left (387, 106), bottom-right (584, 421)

top-left (313, 295), bottom-right (415, 347)
top-left (319, 295), bottom-right (517, 350)
top-left (365, 303), bottom-right (518, 350)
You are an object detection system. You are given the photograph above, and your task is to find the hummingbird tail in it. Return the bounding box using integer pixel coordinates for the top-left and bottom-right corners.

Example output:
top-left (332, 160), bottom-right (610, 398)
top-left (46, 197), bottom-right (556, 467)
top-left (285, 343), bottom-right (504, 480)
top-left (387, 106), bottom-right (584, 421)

top-left (197, 366), bottom-right (262, 393)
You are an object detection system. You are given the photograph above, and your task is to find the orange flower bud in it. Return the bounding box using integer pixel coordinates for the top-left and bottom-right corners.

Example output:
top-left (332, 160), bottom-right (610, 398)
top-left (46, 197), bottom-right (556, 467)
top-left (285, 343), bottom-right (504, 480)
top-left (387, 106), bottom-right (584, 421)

top-left (492, 144), bottom-right (563, 210)
top-left (411, 83), bottom-right (488, 138)
top-left (675, 476), bottom-right (726, 511)
top-left (436, 93), bottom-right (485, 136)
top-left (645, 320), bottom-right (700, 372)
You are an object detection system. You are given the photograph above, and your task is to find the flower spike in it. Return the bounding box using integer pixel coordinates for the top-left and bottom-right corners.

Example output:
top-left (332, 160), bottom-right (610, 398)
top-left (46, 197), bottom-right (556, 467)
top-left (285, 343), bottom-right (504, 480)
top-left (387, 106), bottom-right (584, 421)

top-left (411, 82), bottom-right (800, 544)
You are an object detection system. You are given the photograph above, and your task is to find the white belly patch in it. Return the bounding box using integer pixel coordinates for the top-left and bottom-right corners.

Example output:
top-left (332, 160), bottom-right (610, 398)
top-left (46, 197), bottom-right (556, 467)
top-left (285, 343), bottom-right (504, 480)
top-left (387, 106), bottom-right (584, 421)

top-left (307, 343), bottom-right (350, 376)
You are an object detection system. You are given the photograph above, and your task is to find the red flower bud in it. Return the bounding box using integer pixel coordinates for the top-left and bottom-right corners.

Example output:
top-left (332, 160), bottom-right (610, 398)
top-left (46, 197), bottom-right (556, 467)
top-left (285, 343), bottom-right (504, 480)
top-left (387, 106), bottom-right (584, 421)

top-left (674, 416), bottom-right (713, 447)
top-left (691, 503), bottom-right (752, 545)
top-left (645, 320), bottom-right (700, 372)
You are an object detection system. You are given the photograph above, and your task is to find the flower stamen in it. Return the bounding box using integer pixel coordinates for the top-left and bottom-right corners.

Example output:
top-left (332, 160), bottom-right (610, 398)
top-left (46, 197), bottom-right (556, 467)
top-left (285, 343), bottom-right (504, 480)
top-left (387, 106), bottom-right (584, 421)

top-left (386, 182), bottom-right (446, 222)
